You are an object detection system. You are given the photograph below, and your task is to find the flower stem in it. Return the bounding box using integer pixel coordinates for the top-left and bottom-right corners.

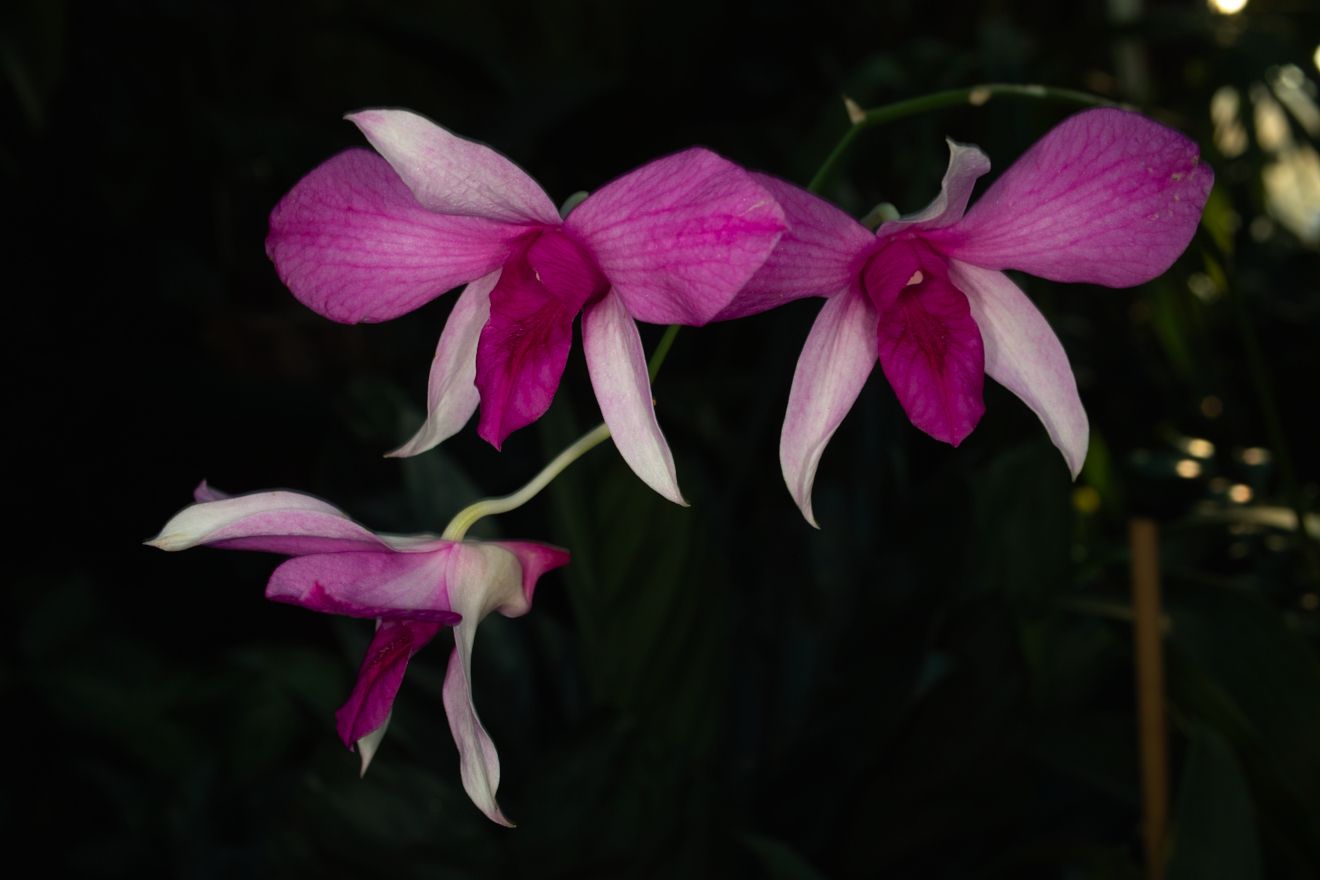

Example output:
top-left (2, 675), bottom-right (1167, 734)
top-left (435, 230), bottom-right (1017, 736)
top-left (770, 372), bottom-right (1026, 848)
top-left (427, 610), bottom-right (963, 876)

top-left (442, 422), bottom-right (613, 540)
top-left (647, 324), bottom-right (681, 381)
top-left (807, 83), bottom-right (1121, 194)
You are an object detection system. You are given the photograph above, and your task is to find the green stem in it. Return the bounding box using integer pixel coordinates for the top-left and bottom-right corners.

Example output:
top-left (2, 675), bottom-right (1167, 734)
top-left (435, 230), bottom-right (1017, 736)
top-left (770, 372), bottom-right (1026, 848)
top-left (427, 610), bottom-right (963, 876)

top-left (648, 323), bottom-right (681, 381)
top-left (808, 83), bottom-right (1120, 193)
top-left (441, 423), bottom-right (613, 540)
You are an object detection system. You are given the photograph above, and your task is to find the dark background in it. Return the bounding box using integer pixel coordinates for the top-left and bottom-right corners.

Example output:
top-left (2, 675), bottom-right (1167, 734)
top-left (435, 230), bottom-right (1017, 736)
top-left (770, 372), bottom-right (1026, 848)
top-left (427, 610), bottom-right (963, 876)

top-left (6, 0), bottom-right (1320, 877)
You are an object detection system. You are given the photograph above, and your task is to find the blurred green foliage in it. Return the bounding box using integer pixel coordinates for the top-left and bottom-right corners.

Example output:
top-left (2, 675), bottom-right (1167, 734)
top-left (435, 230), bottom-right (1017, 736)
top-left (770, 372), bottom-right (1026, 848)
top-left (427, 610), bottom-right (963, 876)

top-left (5, 0), bottom-right (1320, 876)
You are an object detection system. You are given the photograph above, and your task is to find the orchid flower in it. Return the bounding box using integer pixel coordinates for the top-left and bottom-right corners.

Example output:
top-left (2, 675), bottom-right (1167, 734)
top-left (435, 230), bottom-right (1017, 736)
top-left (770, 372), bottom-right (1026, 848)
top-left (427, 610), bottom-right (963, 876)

top-left (266, 110), bottom-right (786, 504)
top-left (720, 108), bottom-right (1213, 525)
top-left (148, 483), bottom-right (569, 826)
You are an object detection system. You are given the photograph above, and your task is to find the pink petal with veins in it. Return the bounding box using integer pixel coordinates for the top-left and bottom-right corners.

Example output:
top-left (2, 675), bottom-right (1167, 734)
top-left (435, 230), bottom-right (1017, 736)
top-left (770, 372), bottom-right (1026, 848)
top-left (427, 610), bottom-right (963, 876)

top-left (718, 173), bottom-right (873, 319)
top-left (566, 148), bottom-right (786, 325)
top-left (929, 108), bottom-right (1214, 286)
top-left (267, 149), bottom-right (533, 323)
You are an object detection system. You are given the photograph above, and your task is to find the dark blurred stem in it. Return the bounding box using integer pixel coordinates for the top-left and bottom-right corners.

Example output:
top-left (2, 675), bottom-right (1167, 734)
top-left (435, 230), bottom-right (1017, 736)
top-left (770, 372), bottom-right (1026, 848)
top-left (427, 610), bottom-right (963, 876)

top-left (1224, 250), bottom-right (1320, 584)
top-left (1130, 518), bottom-right (1168, 880)
top-left (808, 83), bottom-right (1120, 194)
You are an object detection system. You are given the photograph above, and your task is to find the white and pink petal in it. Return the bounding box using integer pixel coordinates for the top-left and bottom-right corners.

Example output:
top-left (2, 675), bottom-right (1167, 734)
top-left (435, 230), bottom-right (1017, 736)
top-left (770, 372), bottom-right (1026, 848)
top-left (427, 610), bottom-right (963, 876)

top-left (780, 289), bottom-right (879, 527)
top-left (582, 291), bottom-right (685, 506)
top-left (951, 261), bottom-right (1089, 476)
top-left (388, 270), bottom-right (500, 458)
top-left (148, 489), bottom-right (387, 555)
top-left (348, 109), bottom-right (559, 225)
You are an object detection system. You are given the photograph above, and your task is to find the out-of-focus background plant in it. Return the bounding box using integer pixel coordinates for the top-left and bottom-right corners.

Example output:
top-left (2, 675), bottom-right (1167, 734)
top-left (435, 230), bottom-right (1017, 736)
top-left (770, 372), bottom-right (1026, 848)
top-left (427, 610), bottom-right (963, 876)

top-left (5, 0), bottom-right (1319, 877)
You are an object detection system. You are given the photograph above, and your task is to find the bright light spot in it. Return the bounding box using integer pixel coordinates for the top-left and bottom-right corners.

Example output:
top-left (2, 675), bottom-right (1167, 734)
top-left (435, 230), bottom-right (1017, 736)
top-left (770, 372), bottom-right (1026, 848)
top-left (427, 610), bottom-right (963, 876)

top-left (1073, 486), bottom-right (1101, 514)
top-left (1186, 438), bottom-right (1216, 459)
top-left (1209, 0), bottom-right (1248, 13)
top-left (1188, 272), bottom-right (1220, 302)
top-left (1241, 447), bottom-right (1270, 466)
top-left (1211, 86), bottom-right (1248, 158)
top-left (1278, 64), bottom-right (1306, 91)
top-left (1302, 592), bottom-right (1319, 611)
top-left (1176, 459), bottom-right (1203, 478)
top-left (1314, 44), bottom-right (1320, 74)
top-left (1228, 483), bottom-right (1254, 503)
top-left (1201, 395), bottom-right (1224, 418)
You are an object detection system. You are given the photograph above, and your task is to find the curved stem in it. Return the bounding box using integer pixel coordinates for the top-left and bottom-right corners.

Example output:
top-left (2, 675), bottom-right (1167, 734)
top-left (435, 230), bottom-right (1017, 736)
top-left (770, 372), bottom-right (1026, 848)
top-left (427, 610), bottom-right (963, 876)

top-left (648, 323), bottom-right (681, 381)
top-left (442, 423), bottom-right (613, 540)
top-left (808, 83), bottom-right (1120, 193)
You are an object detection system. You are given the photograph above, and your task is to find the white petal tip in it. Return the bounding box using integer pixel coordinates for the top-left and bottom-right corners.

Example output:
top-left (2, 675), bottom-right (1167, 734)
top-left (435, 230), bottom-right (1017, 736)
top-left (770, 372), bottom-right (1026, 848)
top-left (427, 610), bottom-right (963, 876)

top-left (144, 534), bottom-right (182, 551)
top-left (356, 724), bottom-right (389, 776)
top-left (384, 432), bottom-right (439, 460)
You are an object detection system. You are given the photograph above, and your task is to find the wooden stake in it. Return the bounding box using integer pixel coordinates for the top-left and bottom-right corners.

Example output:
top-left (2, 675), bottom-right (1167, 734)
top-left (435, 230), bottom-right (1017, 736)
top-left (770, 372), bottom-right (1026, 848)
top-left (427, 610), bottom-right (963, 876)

top-left (1130, 517), bottom-right (1168, 880)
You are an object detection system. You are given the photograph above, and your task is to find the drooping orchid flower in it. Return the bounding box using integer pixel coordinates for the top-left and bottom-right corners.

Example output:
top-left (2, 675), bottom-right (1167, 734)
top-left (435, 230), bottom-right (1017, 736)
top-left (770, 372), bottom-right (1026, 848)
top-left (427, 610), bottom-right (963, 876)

top-left (719, 108), bottom-right (1213, 524)
top-left (266, 111), bottom-right (786, 504)
top-left (148, 483), bottom-right (569, 826)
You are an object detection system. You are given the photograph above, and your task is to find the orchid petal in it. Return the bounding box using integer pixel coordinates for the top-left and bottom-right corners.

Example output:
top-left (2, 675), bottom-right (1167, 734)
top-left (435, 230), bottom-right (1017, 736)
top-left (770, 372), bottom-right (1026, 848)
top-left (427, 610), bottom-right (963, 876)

top-left (780, 289), bottom-right (878, 527)
top-left (473, 240), bottom-right (590, 449)
top-left (582, 291), bottom-right (685, 505)
top-left (148, 490), bottom-right (387, 555)
top-left (489, 541), bottom-right (572, 606)
top-left (355, 714), bottom-right (391, 776)
top-left (717, 173), bottom-right (874, 320)
top-left (389, 270), bottom-right (499, 458)
top-left (347, 109), bottom-right (559, 225)
top-left (266, 149), bottom-right (530, 324)
top-left (266, 548), bottom-right (462, 622)
top-left (868, 242), bottom-right (986, 447)
top-left (440, 543), bottom-right (531, 827)
top-left (565, 148), bottom-right (786, 325)
top-left (335, 619), bottom-right (443, 750)
top-left (951, 261), bottom-right (1089, 477)
top-left (878, 140), bottom-right (991, 234)
top-left (931, 108), bottom-right (1214, 286)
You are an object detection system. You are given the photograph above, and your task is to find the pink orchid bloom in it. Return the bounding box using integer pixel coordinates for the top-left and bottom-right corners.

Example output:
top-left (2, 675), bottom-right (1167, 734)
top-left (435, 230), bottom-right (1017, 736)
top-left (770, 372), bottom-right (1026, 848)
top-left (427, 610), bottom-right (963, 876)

top-left (148, 483), bottom-right (569, 826)
top-left (267, 110), bottom-right (787, 504)
top-left (722, 108), bottom-right (1213, 525)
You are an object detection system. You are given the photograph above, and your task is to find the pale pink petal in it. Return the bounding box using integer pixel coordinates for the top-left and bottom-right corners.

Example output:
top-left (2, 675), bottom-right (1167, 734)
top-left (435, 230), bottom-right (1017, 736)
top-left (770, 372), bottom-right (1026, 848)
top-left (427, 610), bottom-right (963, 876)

top-left (192, 481), bottom-right (229, 502)
top-left (716, 173), bottom-right (873, 320)
top-left (877, 140), bottom-right (991, 235)
top-left (867, 240), bottom-right (986, 446)
top-left (474, 234), bottom-right (603, 448)
top-left (267, 149), bottom-right (532, 324)
top-left (582, 292), bottom-right (685, 505)
top-left (388, 270), bottom-right (500, 458)
top-left (440, 543), bottom-right (531, 826)
top-left (266, 547), bottom-right (462, 622)
top-left (335, 619), bottom-right (444, 748)
top-left (951, 261), bottom-right (1089, 477)
top-left (489, 541), bottom-right (572, 607)
top-left (780, 289), bottom-right (879, 527)
top-left (147, 490), bottom-right (387, 555)
top-left (565, 148), bottom-right (786, 325)
top-left (929, 108), bottom-right (1214, 286)
top-left (348, 109), bottom-right (559, 225)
